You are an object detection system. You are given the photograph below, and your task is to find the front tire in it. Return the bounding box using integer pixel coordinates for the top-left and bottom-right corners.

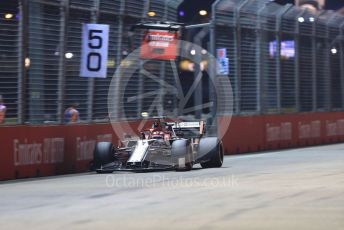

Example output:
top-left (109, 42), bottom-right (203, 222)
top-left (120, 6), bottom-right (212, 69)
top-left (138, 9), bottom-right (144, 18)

top-left (93, 142), bottom-right (115, 170)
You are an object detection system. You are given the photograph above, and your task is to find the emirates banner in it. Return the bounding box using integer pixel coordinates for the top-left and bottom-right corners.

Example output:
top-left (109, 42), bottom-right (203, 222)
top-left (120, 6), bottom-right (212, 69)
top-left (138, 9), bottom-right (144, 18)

top-left (1, 113), bottom-right (344, 180)
top-left (140, 30), bottom-right (178, 60)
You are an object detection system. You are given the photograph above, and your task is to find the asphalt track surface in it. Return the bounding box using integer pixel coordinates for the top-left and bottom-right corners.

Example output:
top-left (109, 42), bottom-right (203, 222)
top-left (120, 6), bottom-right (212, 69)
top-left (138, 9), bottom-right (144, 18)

top-left (0, 144), bottom-right (343, 230)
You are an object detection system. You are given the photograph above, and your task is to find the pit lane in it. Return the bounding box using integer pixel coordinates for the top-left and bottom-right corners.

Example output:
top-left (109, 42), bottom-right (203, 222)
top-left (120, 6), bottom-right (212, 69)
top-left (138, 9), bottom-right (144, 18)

top-left (0, 144), bottom-right (343, 229)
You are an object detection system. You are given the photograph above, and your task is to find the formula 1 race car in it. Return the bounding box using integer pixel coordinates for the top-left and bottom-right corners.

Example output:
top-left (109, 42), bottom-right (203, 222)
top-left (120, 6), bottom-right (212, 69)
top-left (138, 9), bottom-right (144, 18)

top-left (92, 118), bottom-right (224, 173)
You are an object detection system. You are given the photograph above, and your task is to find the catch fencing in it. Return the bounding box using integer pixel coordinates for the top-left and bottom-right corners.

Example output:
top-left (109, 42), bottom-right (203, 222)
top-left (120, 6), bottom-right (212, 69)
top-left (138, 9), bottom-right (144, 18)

top-left (213, 0), bottom-right (344, 114)
top-left (0, 0), bottom-right (344, 125)
top-left (0, 0), bottom-right (181, 124)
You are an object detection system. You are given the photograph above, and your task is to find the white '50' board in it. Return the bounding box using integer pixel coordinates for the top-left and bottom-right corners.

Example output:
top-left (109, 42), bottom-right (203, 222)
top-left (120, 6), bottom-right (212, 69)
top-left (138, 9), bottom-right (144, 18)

top-left (80, 24), bottom-right (109, 78)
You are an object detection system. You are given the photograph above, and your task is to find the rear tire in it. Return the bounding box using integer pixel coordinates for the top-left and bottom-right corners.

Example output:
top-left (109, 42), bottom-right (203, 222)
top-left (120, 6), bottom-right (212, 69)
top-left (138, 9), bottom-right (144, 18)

top-left (199, 138), bottom-right (224, 168)
top-left (93, 142), bottom-right (114, 170)
top-left (172, 139), bottom-right (193, 171)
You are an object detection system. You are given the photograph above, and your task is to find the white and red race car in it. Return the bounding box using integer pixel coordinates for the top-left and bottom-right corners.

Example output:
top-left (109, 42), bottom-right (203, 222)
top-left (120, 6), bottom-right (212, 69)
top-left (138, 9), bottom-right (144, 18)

top-left (92, 118), bottom-right (224, 173)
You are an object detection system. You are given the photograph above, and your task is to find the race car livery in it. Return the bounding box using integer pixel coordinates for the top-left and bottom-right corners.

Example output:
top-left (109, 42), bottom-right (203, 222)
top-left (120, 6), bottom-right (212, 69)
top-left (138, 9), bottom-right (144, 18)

top-left (91, 118), bottom-right (224, 173)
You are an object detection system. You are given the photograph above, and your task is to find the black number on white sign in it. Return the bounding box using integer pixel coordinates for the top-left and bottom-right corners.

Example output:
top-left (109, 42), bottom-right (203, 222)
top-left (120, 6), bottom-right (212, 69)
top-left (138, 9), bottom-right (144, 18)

top-left (87, 52), bottom-right (101, 71)
top-left (87, 29), bottom-right (102, 71)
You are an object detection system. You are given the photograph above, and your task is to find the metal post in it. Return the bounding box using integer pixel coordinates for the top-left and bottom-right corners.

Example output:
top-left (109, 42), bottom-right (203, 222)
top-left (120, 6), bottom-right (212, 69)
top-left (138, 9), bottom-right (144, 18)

top-left (204, 0), bottom-right (222, 135)
top-left (313, 12), bottom-right (321, 112)
top-left (86, 0), bottom-right (100, 122)
top-left (311, 14), bottom-right (317, 112)
top-left (275, 4), bottom-right (293, 113)
top-left (166, 0), bottom-right (180, 117)
top-left (209, 1), bottom-right (218, 120)
top-left (115, 0), bottom-right (125, 66)
top-left (209, 0), bottom-right (221, 71)
top-left (113, 0), bottom-right (125, 119)
top-left (340, 22), bottom-right (344, 110)
top-left (193, 28), bottom-right (209, 119)
top-left (256, 5), bottom-right (267, 114)
top-left (142, 0), bottom-right (149, 20)
top-left (234, 0), bottom-right (250, 114)
top-left (28, 1), bottom-right (45, 123)
top-left (295, 10), bottom-right (306, 112)
top-left (312, 11), bottom-right (326, 112)
top-left (163, 0), bottom-right (169, 20)
top-left (156, 0), bottom-right (170, 117)
top-left (158, 61), bottom-right (166, 117)
top-left (275, 18), bottom-right (281, 113)
top-left (325, 15), bottom-right (336, 112)
top-left (135, 1), bottom-right (150, 118)
top-left (137, 61), bottom-right (144, 119)
top-left (182, 23), bottom-right (212, 120)
top-left (57, 0), bottom-right (69, 123)
top-left (17, 0), bottom-right (29, 124)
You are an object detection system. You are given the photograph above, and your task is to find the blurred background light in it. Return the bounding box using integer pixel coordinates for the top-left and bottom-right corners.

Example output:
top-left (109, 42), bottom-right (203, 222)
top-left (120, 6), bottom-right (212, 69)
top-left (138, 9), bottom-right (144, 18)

top-left (25, 57), bottom-right (30, 68)
top-left (199, 10), bottom-right (207, 16)
top-left (331, 48), bottom-right (337, 54)
top-left (147, 11), bottom-right (156, 17)
top-left (141, 112), bottom-right (149, 118)
top-left (4, 13), bottom-right (14, 19)
top-left (298, 17), bottom-right (305, 22)
top-left (65, 52), bottom-right (73, 59)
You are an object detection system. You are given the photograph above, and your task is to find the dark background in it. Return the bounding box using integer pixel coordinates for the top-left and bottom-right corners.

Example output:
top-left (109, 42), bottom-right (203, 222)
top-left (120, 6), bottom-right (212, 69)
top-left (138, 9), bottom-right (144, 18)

top-left (179, 0), bottom-right (344, 23)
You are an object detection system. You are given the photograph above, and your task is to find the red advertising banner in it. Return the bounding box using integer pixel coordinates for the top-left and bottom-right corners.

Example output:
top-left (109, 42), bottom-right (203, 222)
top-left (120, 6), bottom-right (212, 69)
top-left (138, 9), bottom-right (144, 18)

top-left (140, 30), bottom-right (179, 60)
top-left (1, 113), bottom-right (344, 180)
top-left (0, 124), bottom-right (118, 180)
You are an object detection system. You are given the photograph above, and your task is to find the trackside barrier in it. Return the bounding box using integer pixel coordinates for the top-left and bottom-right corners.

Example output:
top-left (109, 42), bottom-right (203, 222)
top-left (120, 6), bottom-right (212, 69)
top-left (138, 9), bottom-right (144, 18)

top-left (0, 123), bottom-right (118, 180)
top-left (219, 112), bottom-right (344, 154)
top-left (1, 112), bottom-right (344, 180)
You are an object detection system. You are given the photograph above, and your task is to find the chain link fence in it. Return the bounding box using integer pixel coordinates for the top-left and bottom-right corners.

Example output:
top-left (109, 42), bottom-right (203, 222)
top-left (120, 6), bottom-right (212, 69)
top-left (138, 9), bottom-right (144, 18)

top-left (0, 0), bottom-right (343, 125)
top-left (0, 0), bottom-right (182, 124)
top-left (214, 0), bottom-right (344, 114)
top-left (0, 1), bottom-right (20, 123)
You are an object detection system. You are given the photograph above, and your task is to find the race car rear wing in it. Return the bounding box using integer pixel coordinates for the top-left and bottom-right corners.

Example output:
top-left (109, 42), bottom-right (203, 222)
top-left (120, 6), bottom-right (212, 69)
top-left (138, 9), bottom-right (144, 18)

top-left (166, 121), bottom-right (205, 138)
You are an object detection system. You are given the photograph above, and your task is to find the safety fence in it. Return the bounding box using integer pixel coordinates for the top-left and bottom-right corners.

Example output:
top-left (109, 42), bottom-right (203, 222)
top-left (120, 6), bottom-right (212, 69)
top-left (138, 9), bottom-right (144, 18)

top-left (0, 0), bottom-right (182, 124)
top-left (1, 0), bottom-right (344, 125)
top-left (214, 0), bottom-right (344, 114)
